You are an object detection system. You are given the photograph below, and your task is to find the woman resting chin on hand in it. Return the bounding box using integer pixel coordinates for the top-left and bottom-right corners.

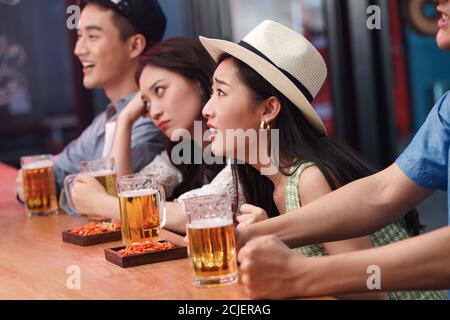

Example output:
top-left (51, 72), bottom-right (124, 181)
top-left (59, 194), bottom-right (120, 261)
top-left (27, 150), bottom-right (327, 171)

top-left (71, 174), bottom-right (120, 221)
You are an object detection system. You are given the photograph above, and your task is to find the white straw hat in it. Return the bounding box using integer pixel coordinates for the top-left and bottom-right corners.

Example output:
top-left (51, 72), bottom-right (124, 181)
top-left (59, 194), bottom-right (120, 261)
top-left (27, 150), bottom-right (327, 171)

top-left (199, 20), bottom-right (328, 135)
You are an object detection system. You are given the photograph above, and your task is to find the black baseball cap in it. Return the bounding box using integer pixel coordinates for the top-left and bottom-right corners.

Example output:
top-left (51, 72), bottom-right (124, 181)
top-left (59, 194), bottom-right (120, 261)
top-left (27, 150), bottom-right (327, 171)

top-left (79, 0), bottom-right (167, 48)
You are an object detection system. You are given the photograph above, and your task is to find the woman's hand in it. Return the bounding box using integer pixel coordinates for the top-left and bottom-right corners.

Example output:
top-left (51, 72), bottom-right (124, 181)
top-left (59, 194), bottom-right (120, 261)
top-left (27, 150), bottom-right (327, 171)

top-left (236, 204), bottom-right (269, 230)
top-left (71, 174), bottom-right (110, 217)
top-left (118, 92), bottom-right (147, 124)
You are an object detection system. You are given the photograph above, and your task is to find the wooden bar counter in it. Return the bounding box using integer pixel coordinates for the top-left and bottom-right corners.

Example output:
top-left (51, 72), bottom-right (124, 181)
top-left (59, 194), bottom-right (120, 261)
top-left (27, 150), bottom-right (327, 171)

top-left (0, 162), bottom-right (329, 300)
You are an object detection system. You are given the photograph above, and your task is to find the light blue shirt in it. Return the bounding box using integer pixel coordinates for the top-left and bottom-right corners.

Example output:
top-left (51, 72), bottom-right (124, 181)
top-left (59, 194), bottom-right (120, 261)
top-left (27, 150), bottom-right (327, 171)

top-left (396, 91), bottom-right (450, 298)
top-left (53, 93), bottom-right (165, 189)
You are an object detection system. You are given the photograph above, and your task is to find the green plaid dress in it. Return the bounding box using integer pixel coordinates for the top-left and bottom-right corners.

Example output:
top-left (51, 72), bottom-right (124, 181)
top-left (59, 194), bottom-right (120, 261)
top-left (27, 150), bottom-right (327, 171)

top-left (286, 162), bottom-right (447, 300)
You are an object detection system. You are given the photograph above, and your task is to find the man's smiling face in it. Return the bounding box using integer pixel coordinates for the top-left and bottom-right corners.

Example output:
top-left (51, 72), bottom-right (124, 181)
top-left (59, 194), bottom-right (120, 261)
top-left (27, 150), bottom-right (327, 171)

top-left (74, 4), bottom-right (134, 89)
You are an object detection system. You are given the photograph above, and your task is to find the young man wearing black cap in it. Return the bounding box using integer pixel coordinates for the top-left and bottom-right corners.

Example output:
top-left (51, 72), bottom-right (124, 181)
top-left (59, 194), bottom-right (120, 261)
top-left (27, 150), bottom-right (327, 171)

top-left (16, 0), bottom-right (167, 204)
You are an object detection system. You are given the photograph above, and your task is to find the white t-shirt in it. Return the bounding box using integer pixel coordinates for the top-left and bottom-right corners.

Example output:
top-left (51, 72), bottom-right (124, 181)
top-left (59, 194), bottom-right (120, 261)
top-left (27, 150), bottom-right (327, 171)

top-left (102, 120), bottom-right (117, 158)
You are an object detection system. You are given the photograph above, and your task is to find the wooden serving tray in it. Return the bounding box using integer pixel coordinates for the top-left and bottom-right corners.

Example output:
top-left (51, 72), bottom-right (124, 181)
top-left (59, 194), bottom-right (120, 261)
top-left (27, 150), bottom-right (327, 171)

top-left (104, 240), bottom-right (188, 268)
top-left (62, 230), bottom-right (122, 246)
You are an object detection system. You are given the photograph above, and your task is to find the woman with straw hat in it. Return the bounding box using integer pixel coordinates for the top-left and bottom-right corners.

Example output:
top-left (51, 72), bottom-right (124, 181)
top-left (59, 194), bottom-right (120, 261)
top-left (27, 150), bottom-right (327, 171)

top-left (200, 20), bottom-right (446, 300)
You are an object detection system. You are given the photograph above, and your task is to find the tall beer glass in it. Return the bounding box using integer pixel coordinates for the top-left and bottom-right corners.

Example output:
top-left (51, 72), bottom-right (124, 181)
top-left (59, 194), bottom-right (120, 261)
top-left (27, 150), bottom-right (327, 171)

top-left (21, 154), bottom-right (58, 216)
top-left (117, 174), bottom-right (166, 245)
top-left (183, 195), bottom-right (238, 287)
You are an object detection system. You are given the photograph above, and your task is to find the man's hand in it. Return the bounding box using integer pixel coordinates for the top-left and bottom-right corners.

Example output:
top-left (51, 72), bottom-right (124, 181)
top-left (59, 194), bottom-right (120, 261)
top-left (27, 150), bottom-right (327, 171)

top-left (15, 169), bottom-right (25, 203)
top-left (236, 204), bottom-right (269, 230)
top-left (238, 235), bottom-right (307, 300)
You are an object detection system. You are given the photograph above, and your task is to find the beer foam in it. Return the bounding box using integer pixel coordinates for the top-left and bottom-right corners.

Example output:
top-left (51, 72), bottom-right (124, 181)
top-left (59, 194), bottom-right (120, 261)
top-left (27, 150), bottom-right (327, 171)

top-left (118, 189), bottom-right (158, 198)
top-left (22, 160), bottom-right (53, 170)
top-left (88, 169), bottom-right (115, 177)
top-left (189, 217), bottom-right (233, 229)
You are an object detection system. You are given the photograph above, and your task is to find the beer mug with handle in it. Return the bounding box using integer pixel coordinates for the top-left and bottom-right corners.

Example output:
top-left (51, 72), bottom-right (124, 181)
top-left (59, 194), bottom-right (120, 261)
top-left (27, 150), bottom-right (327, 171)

top-left (21, 154), bottom-right (58, 217)
top-left (116, 174), bottom-right (166, 245)
top-left (183, 195), bottom-right (238, 287)
top-left (64, 157), bottom-right (117, 217)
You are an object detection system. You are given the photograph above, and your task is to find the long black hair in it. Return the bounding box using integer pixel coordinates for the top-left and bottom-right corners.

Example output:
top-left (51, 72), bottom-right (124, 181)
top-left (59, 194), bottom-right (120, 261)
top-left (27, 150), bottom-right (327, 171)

top-left (218, 53), bottom-right (423, 236)
top-left (137, 38), bottom-right (225, 199)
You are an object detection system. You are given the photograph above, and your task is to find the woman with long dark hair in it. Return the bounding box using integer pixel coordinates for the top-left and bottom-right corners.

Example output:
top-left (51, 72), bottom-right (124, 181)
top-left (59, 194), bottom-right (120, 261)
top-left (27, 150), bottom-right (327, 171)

top-left (71, 37), bottom-right (242, 233)
top-left (200, 20), bottom-right (445, 299)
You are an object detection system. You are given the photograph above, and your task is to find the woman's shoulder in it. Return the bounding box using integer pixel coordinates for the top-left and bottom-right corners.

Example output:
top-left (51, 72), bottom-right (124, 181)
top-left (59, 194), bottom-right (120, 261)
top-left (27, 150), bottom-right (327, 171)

top-left (141, 151), bottom-right (182, 177)
top-left (212, 163), bottom-right (233, 180)
top-left (141, 151), bottom-right (173, 169)
top-left (177, 164), bottom-right (240, 201)
top-left (296, 163), bottom-right (323, 184)
top-left (295, 163), bottom-right (332, 205)
top-left (140, 151), bottom-right (183, 198)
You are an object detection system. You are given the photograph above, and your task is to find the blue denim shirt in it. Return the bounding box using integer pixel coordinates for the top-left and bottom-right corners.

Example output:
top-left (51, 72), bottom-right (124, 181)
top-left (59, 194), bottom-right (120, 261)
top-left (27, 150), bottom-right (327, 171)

top-left (396, 91), bottom-right (450, 216)
top-left (53, 93), bottom-right (165, 189)
top-left (396, 91), bottom-right (450, 298)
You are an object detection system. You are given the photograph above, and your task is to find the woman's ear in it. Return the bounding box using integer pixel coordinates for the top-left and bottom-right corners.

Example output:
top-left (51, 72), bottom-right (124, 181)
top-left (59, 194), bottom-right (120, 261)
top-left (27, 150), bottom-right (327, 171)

top-left (261, 96), bottom-right (281, 125)
top-left (129, 34), bottom-right (146, 59)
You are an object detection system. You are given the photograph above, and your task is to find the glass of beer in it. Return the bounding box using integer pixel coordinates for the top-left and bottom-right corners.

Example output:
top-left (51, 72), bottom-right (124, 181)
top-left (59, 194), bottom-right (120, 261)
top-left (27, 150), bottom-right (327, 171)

top-left (117, 174), bottom-right (166, 245)
top-left (21, 154), bottom-right (58, 217)
top-left (183, 195), bottom-right (238, 287)
top-left (64, 157), bottom-right (117, 217)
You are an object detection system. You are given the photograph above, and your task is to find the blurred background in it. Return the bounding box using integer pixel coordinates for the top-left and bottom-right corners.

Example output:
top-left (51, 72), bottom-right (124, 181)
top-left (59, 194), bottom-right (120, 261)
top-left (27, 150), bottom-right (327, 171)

top-left (1, 0), bottom-right (449, 230)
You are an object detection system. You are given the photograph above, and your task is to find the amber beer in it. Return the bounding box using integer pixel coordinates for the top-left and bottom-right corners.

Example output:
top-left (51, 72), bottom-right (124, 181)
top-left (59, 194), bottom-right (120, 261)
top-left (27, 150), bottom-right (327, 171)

top-left (89, 170), bottom-right (117, 196)
top-left (119, 189), bottom-right (161, 244)
top-left (21, 155), bottom-right (58, 216)
top-left (117, 174), bottom-right (166, 245)
top-left (188, 219), bottom-right (238, 286)
top-left (184, 195), bottom-right (238, 287)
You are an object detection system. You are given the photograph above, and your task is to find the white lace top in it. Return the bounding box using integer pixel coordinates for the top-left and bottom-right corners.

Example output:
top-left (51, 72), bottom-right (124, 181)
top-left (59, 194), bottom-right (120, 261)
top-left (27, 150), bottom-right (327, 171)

top-left (140, 151), bottom-right (245, 210)
top-left (139, 151), bottom-right (183, 199)
top-left (178, 164), bottom-right (245, 211)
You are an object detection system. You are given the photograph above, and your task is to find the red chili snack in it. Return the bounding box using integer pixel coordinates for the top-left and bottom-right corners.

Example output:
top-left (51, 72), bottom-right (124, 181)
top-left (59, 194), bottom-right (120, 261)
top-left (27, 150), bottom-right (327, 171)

top-left (118, 241), bottom-right (176, 257)
top-left (69, 222), bottom-right (121, 236)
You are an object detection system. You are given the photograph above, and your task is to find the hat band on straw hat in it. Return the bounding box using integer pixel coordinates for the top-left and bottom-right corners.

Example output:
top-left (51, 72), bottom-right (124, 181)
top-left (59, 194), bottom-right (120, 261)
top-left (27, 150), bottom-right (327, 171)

top-left (238, 40), bottom-right (314, 103)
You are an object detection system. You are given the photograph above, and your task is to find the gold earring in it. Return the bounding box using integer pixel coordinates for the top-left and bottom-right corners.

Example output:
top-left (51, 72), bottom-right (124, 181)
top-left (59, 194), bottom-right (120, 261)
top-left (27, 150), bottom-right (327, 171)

top-left (260, 120), bottom-right (272, 158)
top-left (260, 120), bottom-right (266, 130)
top-left (260, 120), bottom-right (271, 131)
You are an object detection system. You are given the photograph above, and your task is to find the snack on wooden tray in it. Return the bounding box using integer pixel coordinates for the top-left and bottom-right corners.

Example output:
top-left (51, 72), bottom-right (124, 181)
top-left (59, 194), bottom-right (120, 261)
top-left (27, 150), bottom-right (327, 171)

top-left (69, 222), bottom-right (121, 236)
top-left (118, 241), bottom-right (176, 257)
